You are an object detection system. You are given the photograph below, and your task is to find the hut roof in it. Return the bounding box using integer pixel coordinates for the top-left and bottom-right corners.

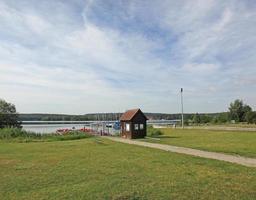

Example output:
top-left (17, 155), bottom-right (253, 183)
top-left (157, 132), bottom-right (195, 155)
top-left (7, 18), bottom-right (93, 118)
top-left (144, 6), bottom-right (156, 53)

top-left (120, 108), bottom-right (148, 121)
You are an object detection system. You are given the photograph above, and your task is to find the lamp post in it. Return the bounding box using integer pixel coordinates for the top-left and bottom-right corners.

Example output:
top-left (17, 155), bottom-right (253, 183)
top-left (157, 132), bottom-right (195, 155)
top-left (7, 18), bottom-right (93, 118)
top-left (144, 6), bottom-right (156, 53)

top-left (181, 88), bottom-right (184, 129)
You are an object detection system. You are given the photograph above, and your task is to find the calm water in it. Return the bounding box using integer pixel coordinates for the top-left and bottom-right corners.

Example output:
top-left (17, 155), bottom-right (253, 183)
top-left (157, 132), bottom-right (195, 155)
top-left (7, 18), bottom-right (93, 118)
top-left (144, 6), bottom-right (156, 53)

top-left (22, 124), bottom-right (90, 134)
top-left (22, 120), bottom-right (174, 134)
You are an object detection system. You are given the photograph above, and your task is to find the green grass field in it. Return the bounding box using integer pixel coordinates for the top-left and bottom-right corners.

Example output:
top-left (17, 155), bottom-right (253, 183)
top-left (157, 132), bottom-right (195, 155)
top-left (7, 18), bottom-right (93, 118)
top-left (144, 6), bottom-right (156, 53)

top-left (216, 123), bottom-right (256, 128)
top-left (143, 128), bottom-right (256, 158)
top-left (0, 137), bottom-right (256, 200)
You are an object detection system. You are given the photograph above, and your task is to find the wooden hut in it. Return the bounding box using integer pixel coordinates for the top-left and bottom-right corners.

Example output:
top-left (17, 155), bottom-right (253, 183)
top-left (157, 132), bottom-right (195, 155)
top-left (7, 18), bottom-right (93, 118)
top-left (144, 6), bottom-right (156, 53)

top-left (120, 108), bottom-right (148, 139)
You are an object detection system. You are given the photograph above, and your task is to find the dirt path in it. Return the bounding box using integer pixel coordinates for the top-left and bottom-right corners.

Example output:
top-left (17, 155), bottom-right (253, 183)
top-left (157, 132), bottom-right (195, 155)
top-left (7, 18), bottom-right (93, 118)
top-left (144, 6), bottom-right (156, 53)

top-left (104, 137), bottom-right (256, 168)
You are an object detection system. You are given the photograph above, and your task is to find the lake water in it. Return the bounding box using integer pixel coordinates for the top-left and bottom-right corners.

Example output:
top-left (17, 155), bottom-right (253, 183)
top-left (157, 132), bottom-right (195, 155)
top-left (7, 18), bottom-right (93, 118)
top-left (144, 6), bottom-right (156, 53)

top-left (22, 123), bottom-right (119, 135)
top-left (22, 124), bottom-right (90, 134)
top-left (21, 120), bottom-right (175, 134)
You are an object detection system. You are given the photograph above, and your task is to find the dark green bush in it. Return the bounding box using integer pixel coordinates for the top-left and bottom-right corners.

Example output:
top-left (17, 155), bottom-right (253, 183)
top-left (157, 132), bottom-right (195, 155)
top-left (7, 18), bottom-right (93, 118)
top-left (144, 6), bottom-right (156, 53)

top-left (147, 126), bottom-right (163, 137)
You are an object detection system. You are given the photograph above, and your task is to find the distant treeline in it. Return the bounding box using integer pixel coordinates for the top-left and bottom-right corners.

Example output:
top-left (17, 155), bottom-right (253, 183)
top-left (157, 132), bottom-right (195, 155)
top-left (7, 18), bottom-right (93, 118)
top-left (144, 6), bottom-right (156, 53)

top-left (18, 112), bottom-right (221, 122)
top-left (2, 98), bottom-right (255, 129)
top-left (16, 99), bottom-right (256, 124)
top-left (19, 113), bottom-right (124, 121)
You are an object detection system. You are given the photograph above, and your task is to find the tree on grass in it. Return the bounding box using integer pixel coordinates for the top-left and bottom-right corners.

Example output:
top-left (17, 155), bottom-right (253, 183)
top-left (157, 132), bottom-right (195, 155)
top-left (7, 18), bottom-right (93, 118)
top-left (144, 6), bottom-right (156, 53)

top-left (200, 115), bottom-right (212, 123)
top-left (228, 99), bottom-right (252, 122)
top-left (192, 113), bottom-right (201, 124)
top-left (245, 111), bottom-right (256, 124)
top-left (213, 112), bottom-right (229, 124)
top-left (0, 99), bottom-right (21, 128)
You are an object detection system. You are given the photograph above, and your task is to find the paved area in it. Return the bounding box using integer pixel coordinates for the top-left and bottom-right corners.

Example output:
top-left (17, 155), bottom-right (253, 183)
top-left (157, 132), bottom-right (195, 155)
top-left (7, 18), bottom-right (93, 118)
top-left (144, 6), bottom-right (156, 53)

top-left (105, 136), bottom-right (256, 168)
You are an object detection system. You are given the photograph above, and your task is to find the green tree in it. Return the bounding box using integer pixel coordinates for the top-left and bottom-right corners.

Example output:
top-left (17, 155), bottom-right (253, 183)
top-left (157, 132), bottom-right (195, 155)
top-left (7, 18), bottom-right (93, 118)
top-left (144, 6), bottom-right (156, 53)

top-left (0, 99), bottom-right (21, 128)
top-left (63, 116), bottom-right (71, 121)
top-left (41, 116), bottom-right (50, 121)
top-left (228, 99), bottom-right (252, 122)
top-left (200, 115), bottom-right (212, 123)
top-left (211, 116), bottom-right (218, 124)
top-left (217, 113), bottom-right (228, 123)
top-left (245, 111), bottom-right (256, 124)
top-left (192, 113), bottom-right (201, 124)
top-left (242, 105), bottom-right (252, 121)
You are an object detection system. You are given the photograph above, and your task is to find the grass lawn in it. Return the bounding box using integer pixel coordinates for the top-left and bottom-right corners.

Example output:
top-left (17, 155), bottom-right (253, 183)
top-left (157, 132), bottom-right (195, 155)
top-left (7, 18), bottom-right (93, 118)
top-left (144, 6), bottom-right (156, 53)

top-left (0, 138), bottom-right (256, 200)
top-left (217, 124), bottom-right (256, 128)
top-left (143, 128), bottom-right (256, 158)
top-left (189, 124), bottom-right (256, 128)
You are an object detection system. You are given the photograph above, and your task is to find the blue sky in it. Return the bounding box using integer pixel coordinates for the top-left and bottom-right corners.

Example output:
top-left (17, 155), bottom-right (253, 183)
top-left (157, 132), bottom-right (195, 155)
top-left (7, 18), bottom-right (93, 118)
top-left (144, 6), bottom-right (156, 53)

top-left (0, 0), bottom-right (256, 114)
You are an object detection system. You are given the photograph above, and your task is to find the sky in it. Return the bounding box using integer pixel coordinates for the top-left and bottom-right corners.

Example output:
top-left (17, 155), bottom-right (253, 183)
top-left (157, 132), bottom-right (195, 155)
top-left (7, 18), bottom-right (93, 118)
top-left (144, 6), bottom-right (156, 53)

top-left (0, 0), bottom-right (256, 114)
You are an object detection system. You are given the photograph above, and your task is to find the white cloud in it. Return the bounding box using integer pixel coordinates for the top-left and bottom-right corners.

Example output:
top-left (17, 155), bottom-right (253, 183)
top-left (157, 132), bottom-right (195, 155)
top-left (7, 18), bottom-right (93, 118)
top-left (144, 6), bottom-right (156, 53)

top-left (214, 8), bottom-right (233, 32)
top-left (182, 63), bottom-right (220, 74)
top-left (24, 14), bottom-right (51, 34)
top-left (0, 0), bottom-right (255, 113)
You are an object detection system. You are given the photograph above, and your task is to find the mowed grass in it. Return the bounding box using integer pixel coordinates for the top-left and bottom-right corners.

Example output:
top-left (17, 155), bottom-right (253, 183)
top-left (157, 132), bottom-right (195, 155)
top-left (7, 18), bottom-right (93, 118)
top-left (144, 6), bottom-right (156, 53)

top-left (143, 128), bottom-right (256, 158)
top-left (0, 138), bottom-right (256, 200)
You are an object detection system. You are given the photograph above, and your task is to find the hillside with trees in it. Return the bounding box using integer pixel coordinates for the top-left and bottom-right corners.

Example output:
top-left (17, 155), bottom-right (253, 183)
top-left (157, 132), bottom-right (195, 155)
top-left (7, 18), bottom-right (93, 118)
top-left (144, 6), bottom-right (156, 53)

top-left (1, 98), bottom-right (255, 125)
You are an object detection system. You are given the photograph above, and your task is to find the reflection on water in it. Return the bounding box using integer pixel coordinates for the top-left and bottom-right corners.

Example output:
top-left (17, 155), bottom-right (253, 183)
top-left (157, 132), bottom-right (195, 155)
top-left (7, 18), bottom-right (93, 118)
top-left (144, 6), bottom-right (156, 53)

top-left (22, 124), bottom-right (90, 134)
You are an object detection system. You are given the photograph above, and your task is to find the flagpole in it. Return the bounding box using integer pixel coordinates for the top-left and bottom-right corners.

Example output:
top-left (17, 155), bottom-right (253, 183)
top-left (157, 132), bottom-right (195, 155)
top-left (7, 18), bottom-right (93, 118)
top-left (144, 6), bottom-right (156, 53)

top-left (181, 88), bottom-right (184, 129)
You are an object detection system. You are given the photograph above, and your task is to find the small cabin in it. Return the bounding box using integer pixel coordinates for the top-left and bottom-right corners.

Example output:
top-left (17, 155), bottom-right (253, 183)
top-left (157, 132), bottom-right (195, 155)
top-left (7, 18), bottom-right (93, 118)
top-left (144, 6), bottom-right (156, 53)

top-left (120, 108), bottom-right (148, 139)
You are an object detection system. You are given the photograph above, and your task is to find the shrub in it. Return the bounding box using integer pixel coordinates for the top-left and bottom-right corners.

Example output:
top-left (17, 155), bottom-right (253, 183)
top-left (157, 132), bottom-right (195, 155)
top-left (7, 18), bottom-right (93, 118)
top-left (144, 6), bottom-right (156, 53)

top-left (0, 128), bottom-right (93, 142)
top-left (0, 128), bottom-right (31, 139)
top-left (245, 111), bottom-right (256, 124)
top-left (147, 126), bottom-right (163, 137)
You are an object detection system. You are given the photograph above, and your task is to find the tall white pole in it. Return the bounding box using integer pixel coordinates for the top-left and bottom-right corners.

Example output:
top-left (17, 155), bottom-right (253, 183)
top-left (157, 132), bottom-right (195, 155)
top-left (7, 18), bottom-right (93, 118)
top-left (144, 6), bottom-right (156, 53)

top-left (181, 88), bottom-right (184, 129)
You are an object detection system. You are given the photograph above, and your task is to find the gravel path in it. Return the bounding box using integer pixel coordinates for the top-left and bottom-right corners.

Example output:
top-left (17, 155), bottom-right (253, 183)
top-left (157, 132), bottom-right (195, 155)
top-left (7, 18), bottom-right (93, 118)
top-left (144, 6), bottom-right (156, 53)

top-left (105, 137), bottom-right (256, 168)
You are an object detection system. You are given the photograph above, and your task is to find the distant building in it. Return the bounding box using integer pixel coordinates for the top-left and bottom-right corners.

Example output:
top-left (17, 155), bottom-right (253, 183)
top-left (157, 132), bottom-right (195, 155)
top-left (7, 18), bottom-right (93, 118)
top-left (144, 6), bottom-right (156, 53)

top-left (120, 108), bottom-right (148, 139)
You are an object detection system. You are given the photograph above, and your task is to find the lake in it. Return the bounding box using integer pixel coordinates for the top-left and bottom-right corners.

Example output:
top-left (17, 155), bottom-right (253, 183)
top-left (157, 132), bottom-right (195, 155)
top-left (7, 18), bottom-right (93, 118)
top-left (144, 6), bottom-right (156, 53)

top-left (22, 121), bottom-right (120, 135)
top-left (22, 123), bottom-right (90, 134)
top-left (21, 120), bottom-right (176, 134)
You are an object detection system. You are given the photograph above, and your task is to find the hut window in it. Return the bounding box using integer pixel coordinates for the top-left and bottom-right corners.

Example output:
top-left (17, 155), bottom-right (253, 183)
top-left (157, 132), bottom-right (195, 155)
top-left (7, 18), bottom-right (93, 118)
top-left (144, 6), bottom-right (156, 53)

top-left (125, 123), bottom-right (130, 131)
top-left (134, 124), bottom-right (139, 130)
top-left (140, 124), bottom-right (144, 130)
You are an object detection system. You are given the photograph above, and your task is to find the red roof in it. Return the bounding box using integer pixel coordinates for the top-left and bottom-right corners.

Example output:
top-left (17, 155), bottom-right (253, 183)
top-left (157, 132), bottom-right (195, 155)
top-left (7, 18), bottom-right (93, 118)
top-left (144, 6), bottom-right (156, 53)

top-left (120, 108), bottom-right (148, 121)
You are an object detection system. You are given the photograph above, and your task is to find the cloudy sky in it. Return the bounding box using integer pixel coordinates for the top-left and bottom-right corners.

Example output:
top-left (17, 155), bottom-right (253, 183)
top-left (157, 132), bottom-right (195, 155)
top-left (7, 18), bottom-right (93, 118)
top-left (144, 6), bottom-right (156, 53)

top-left (0, 0), bottom-right (255, 114)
